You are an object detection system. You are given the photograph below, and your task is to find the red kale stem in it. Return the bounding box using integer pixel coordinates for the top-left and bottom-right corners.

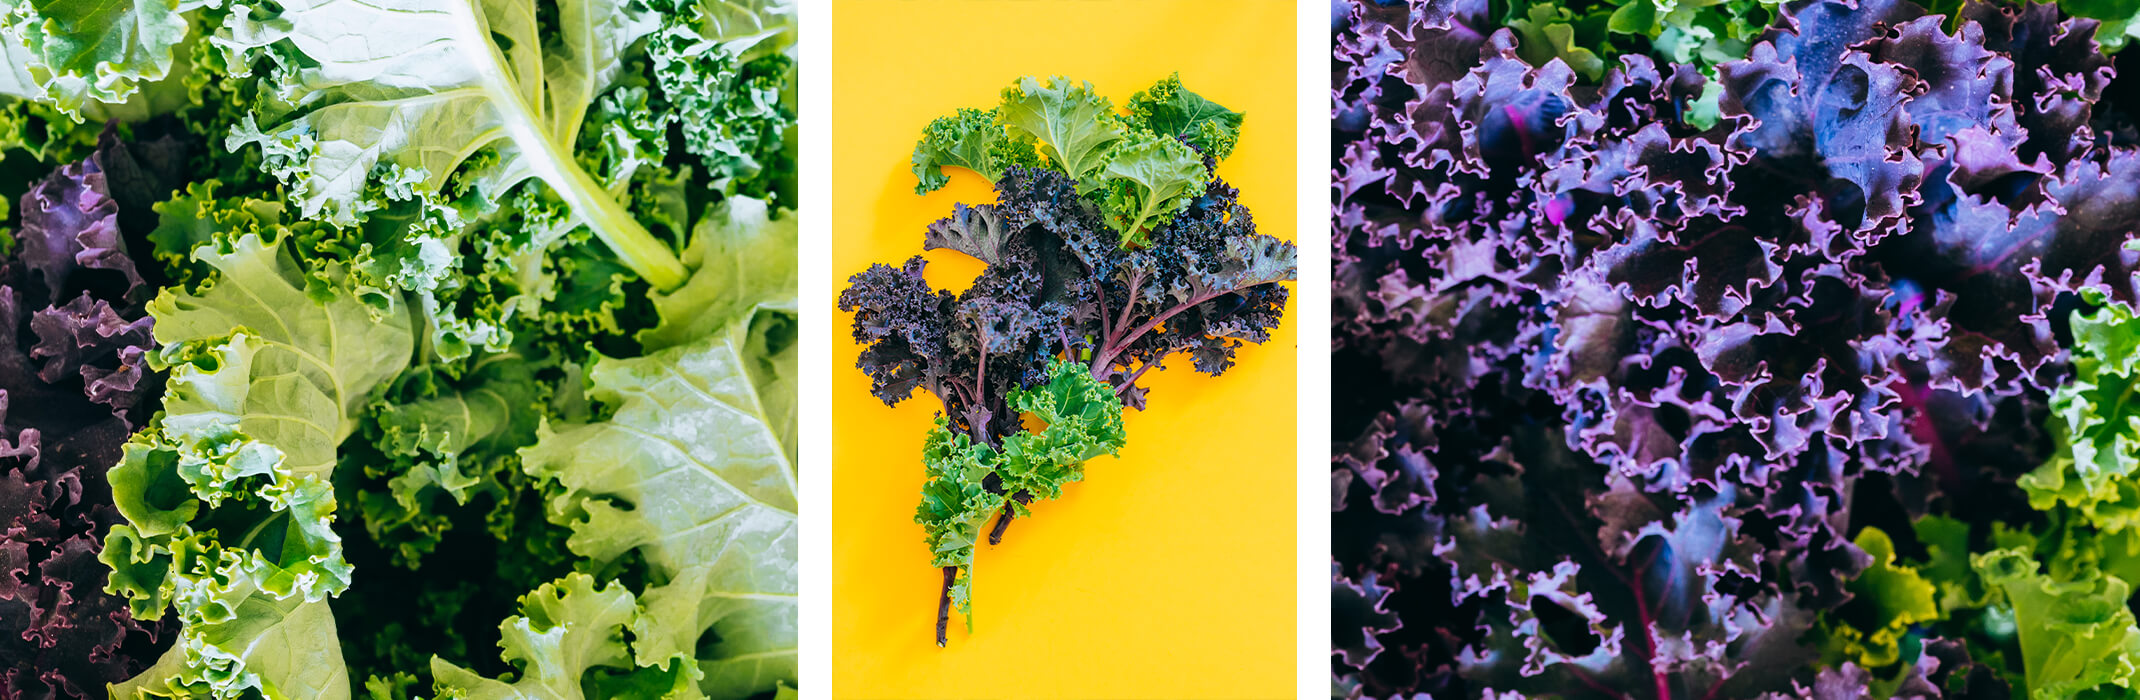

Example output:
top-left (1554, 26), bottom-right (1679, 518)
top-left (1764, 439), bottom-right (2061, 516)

top-left (936, 566), bottom-right (956, 647)
top-left (1568, 665), bottom-right (1634, 700)
top-left (1630, 548), bottom-right (1672, 700)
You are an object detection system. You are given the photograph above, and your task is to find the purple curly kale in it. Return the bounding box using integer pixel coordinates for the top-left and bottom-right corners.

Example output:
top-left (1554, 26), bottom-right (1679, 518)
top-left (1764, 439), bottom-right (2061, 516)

top-left (846, 162), bottom-right (1294, 535)
top-left (1334, 0), bottom-right (2131, 695)
top-left (0, 127), bottom-right (183, 698)
top-left (845, 158), bottom-right (1295, 436)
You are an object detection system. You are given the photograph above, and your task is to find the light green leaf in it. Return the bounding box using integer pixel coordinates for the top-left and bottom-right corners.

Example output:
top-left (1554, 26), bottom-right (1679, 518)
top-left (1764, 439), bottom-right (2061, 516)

top-left (995, 359), bottom-right (1128, 502)
top-left (1097, 134), bottom-right (1206, 247)
top-left (519, 330), bottom-right (798, 698)
top-left (103, 231), bottom-right (414, 700)
top-left (641, 196), bottom-right (799, 460)
top-left (2020, 296), bottom-right (2140, 530)
top-left (1823, 527), bottom-right (1940, 669)
top-left (910, 106), bottom-right (1041, 193)
top-left (913, 420), bottom-right (1004, 634)
top-left (431, 574), bottom-right (642, 700)
top-left (216, 0), bottom-right (687, 289)
top-left (1, 0), bottom-right (199, 111)
top-left (111, 585), bottom-right (351, 700)
top-left (996, 75), bottom-right (1121, 186)
top-left (149, 232), bottom-right (416, 465)
top-left (1976, 548), bottom-right (2140, 699)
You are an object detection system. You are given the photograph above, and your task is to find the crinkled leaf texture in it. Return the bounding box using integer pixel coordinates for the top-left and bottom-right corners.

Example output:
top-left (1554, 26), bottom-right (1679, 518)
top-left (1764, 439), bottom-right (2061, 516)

top-left (103, 230), bottom-right (413, 700)
top-left (852, 76), bottom-right (1289, 644)
top-left (0, 142), bottom-right (172, 699)
top-left (1332, 0), bottom-right (2135, 695)
top-left (997, 76), bottom-right (1122, 186)
top-left (0, 0), bottom-right (206, 112)
top-left (428, 574), bottom-right (671, 700)
top-left (914, 359), bottom-right (1126, 635)
top-left (443, 200), bottom-right (799, 699)
top-left (911, 106), bottom-right (1042, 195)
top-left (1975, 547), bottom-right (2140, 698)
top-left (217, 0), bottom-right (689, 290)
top-left (918, 75), bottom-right (1235, 247)
top-left (1124, 72), bottom-right (1244, 161)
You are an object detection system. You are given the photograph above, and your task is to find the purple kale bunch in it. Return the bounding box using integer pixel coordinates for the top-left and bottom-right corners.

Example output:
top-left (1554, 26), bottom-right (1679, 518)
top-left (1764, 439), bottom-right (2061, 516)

top-left (1333, 0), bottom-right (2138, 695)
top-left (844, 160), bottom-right (1295, 535)
top-left (846, 161), bottom-right (1295, 428)
top-left (0, 126), bottom-right (185, 697)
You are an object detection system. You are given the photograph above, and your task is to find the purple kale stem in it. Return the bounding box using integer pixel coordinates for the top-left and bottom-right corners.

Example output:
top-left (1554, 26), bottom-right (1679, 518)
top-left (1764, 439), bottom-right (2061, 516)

top-left (1114, 361), bottom-right (1156, 396)
top-left (936, 566), bottom-right (956, 647)
top-left (1105, 268), bottom-right (1148, 351)
top-left (987, 492), bottom-right (1033, 545)
top-left (969, 316), bottom-right (994, 445)
top-left (1091, 273), bottom-right (1117, 343)
top-left (1090, 290), bottom-right (1233, 380)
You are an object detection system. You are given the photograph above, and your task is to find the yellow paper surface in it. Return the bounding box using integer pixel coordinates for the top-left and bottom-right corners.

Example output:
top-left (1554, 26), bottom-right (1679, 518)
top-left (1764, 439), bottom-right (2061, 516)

top-left (831, 1), bottom-right (1299, 697)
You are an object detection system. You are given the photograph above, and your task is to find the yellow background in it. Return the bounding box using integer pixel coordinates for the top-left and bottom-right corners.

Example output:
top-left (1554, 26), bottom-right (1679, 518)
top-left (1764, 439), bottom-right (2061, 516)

top-left (830, 1), bottom-right (1299, 697)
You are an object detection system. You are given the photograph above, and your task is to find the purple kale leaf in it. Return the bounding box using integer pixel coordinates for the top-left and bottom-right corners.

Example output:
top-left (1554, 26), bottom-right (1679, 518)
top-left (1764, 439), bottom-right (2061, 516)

top-left (843, 162), bottom-right (1294, 438)
top-left (0, 131), bottom-right (177, 698)
top-left (1332, 0), bottom-right (2120, 694)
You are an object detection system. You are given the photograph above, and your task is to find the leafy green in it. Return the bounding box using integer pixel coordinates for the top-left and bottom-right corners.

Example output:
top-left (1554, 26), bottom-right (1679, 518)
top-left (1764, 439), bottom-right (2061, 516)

top-left (1096, 134), bottom-right (1205, 247)
top-left (103, 229), bottom-right (414, 699)
top-left (1976, 547), bottom-right (2140, 698)
top-left (641, 0), bottom-right (797, 203)
top-left (1122, 73), bottom-right (1243, 161)
top-left (1821, 528), bottom-right (1940, 669)
top-left (0, 0), bottom-right (205, 112)
top-left (997, 76), bottom-right (1122, 186)
top-left (914, 360), bottom-right (1126, 638)
top-left (62, 0), bottom-right (802, 695)
top-left (217, 0), bottom-right (689, 290)
top-left (428, 574), bottom-right (651, 700)
top-left (992, 358), bottom-right (1131, 505)
top-left (907, 74), bottom-right (1239, 247)
top-left (1507, 3), bottom-right (1610, 81)
top-left (1492, 0), bottom-right (1773, 126)
top-left (911, 107), bottom-right (1042, 194)
top-left (428, 201), bottom-right (798, 698)
top-left (2020, 296), bottom-right (2140, 525)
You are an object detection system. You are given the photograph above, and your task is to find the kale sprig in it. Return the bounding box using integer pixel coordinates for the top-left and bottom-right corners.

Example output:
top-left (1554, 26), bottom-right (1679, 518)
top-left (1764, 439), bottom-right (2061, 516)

top-left (843, 74), bottom-right (1295, 646)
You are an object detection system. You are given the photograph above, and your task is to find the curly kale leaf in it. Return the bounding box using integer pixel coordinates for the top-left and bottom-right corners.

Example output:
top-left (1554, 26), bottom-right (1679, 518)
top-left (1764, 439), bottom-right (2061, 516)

top-left (0, 142), bottom-right (171, 700)
top-left (911, 107), bottom-right (1043, 194)
top-left (914, 360), bottom-right (1123, 644)
top-left (1123, 72), bottom-right (1245, 161)
top-left (103, 229), bottom-right (413, 700)
top-left (217, 0), bottom-right (689, 290)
